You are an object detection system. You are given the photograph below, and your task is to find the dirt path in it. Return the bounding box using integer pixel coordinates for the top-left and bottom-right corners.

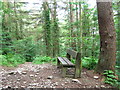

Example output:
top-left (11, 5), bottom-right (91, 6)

top-left (1, 62), bottom-right (112, 88)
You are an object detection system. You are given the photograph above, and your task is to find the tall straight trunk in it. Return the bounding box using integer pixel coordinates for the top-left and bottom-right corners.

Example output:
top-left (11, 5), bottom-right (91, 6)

top-left (82, 3), bottom-right (88, 57)
top-left (52, 0), bottom-right (59, 57)
top-left (76, 3), bottom-right (79, 51)
top-left (67, 3), bottom-right (71, 47)
top-left (69, 1), bottom-right (73, 48)
top-left (96, 2), bottom-right (116, 73)
top-left (14, 1), bottom-right (19, 40)
top-left (69, 1), bottom-right (76, 50)
top-left (78, 2), bottom-right (82, 55)
top-left (92, 11), bottom-right (97, 57)
top-left (117, 1), bottom-right (120, 80)
top-left (43, 2), bottom-right (51, 56)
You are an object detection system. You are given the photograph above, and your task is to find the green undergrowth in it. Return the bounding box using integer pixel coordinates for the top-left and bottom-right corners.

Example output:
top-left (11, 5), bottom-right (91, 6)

top-left (103, 70), bottom-right (120, 89)
top-left (116, 66), bottom-right (120, 89)
top-left (0, 54), bottom-right (26, 67)
top-left (82, 57), bottom-right (98, 70)
top-left (71, 56), bottom-right (98, 70)
top-left (32, 56), bottom-right (56, 64)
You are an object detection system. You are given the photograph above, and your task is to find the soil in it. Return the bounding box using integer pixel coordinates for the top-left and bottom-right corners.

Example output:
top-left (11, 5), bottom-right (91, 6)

top-left (0, 62), bottom-right (112, 88)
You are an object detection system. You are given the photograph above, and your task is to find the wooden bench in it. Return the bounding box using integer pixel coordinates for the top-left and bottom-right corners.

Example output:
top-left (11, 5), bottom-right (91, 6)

top-left (57, 49), bottom-right (82, 78)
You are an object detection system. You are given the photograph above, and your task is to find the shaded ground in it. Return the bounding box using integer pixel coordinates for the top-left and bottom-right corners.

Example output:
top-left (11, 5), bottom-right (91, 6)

top-left (0, 62), bottom-right (112, 88)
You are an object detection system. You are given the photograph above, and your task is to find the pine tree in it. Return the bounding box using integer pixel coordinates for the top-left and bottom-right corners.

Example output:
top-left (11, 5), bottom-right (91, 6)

top-left (42, 2), bottom-right (51, 56)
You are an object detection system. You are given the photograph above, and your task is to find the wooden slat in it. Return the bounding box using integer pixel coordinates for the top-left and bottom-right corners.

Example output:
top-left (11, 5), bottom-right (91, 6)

top-left (62, 57), bottom-right (75, 66)
top-left (67, 49), bottom-right (77, 58)
top-left (57, 57), bottom-right (68, 65)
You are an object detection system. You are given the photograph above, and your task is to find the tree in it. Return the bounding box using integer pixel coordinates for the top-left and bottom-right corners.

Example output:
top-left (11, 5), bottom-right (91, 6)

top-left (96, 1), bottom-right (116, 73)
top-left (82, 3), bottom-right (91, 57)
top-left (52, 0), bottom-right (59, 57)
top-left (2, 1), bottom-right (13, 55)
top-left (69, 2), bottom-right (76, 50)
top-left (77, 2), bottom-right (82, 54)
top-left (42, 2), bottom-right (51, 56)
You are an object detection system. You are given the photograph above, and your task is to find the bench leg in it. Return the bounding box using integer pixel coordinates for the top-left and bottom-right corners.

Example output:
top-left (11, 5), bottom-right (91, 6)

top-left (74, 65), bottom-right (82, 78)
top-left (57, 58), bottom-right (60, 68)
top-left (75, 68), bottom-right (80, 78)
top-left (62, 67), bottom-right (67, 78)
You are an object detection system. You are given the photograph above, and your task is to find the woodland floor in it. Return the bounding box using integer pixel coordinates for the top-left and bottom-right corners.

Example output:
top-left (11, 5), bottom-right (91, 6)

top-left (0, 62), bottom-right (113, 88)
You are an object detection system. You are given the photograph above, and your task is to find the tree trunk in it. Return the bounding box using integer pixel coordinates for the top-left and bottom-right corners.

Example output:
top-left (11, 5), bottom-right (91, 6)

top-left (78, 2), bottom-right (82, 56)
top-left (69, 1), bottom-right (76, 50)
top-left (96, 2), bottom-right (116, 73)
top-left (52, 0), bottom-right (59, 57)
top-left (14, 1), bottom-right (20, 40)
top-left (117, 1), bottom-right (120, 81)
top-left (43, 2), bottom-right (51, 56)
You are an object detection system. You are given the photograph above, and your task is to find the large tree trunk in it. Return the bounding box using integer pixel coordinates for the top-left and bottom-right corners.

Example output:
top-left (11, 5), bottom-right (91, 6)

top-left (96, 2), bottom-right (116, 73)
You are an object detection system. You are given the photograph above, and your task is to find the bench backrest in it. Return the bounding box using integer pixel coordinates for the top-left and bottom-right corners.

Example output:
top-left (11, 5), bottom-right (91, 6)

top-left (66, 49), bottom-right (81, 60)
top-left (67, 49), bottom-right (77, 59)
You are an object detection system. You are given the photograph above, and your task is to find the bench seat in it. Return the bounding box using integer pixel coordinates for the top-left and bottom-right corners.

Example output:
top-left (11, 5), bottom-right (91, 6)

top-left (57, 57), bottom-right (75, 67)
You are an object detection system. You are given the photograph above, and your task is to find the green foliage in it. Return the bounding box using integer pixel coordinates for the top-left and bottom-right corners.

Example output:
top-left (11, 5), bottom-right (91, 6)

top-left (70, 58), bottom-right (75, 64)
top-left (1, 31), bottom-right (13, 55)
top-left (70, 56), bottom-right (98, 70)
top-left (0, 55), bottom-right (7, 66)
top-left (42, 2), bottom-right (52, 56)
top-left (82, 57), bottom-right (98, 70)
top-left (0, 54), bottom-right (25, 67)
top-left (116, 65), bottom-right (120, 89)
top-left (13, 37), bottom-right (38, 62)
top-left (103, 70), bottom-right (119, 88)
top-left (32, 56), bottom-right (55, 64)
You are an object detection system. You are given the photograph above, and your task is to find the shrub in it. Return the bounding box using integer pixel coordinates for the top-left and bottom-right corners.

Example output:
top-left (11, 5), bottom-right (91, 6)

top-left (32, 56), bottom-right (52, 64)
top-left (82, 56), bottom-right (98, 70)
top-left (0, 54), bottom-right (25, 67)
top-left (13, 37), bottom-right (38, 62)
top-left (0, 55), bottom-right (8, 66)
top-left (103, 70), bottom-right (119, 88)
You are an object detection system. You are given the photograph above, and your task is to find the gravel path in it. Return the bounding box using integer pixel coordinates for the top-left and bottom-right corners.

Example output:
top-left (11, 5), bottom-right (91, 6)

top-left (0, 62), bottom-right (112, 88)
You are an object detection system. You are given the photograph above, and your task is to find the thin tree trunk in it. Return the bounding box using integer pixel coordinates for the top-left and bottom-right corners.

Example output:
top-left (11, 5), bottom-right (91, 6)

top-left (117, 1), bottom-right (120, 81)
top-left (69, 1), bottom-right (76, 50)
top-left (76, 3), bottom-right (79, 51)
top-left (52, 0), bottom-right (59, 57)
top-left (96, 2), bottom-right (116, 73)
top-left (78, 2), bottom-right (82, 56)
top-left (69, 1), bottom-right (74, 48)
top-left (14, 1), bottom-right (19, 40)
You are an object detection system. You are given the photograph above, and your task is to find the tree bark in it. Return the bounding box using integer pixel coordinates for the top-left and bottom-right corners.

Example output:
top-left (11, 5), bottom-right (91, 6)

top-left (69, 1), bottom-right (76, 50)
top-left (14, 1), bottom-right (20, 40)
top-left (78, 2), bottom-right (82, 55)
top-left (117, 1), bottom-right (120, 80)
top-left (52, 0), bottom-right (59, 57)
top-left (96, 2), bottom-right (116, 73)
top-left (43, 2), bottom-right (51, 56)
